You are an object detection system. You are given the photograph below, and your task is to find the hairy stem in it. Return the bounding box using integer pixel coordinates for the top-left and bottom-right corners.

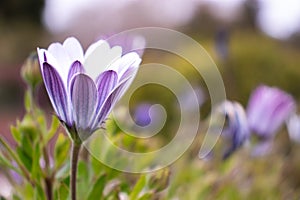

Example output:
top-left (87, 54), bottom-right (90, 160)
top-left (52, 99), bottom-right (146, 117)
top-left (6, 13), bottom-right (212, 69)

top-left (70, 141), bottom-right (81, 200)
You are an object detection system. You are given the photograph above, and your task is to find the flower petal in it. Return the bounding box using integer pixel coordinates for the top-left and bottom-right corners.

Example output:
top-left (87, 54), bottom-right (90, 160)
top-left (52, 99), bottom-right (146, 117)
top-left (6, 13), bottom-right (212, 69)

top-left (84, 40), bottom-right (122, 80)
top-left (101, 33), bottom-right (146, 57)
top-left (43, 63), bottom-right (71, 125)
top-left (37, 48), bottom-right (60, 75)
top-left (67, 61), bottom-right (85, 86)
top-left (96, 70), bottom-right (118, 109)
top-left (70, 74), bottom-right (98, 136)
top-left (63, 37), bottom-right (84, 63)
top-left (247, 85), bottom-right (295, 137)
top-left (48, 42), bottom-right (73, 84)
top-left (107, 52), bottom-right (141, 81)
top-left (91, 78), bottom-right (130, 130)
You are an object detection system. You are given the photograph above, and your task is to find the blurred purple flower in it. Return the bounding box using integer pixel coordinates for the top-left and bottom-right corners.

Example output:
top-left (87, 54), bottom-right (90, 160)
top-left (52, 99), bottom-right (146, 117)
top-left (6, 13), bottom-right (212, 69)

top-left (217, 101), bottom-right (249, 159)
top-left (9, 162), bottom-right (23, 185)
top-left (37, 37), bottom-right (142, 141)
top-left (286, 113), bottom-right (300, 143)
top-left (133, 103), bottom-right (153, 127)
top-left (247, 85), bottom-right (295, 139)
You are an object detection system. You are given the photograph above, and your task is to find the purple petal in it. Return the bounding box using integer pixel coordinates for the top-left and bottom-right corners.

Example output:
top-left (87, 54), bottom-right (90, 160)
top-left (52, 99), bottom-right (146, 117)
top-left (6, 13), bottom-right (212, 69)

top-left (218, 101), bottom-right (249, 159)
top-left (247, 85), bottom-right (295, 137)
top-left (96, 70), bottom-right (118, 109)
top-left (91, 79), bottom-right (128, 130)
top-left (70, 74), bottom-right (98, 136)
top-left (37, 48), bottom-right (60, 76)
top-left (67, 61), bottom-right (85, 86)
top-left (267, 93), bottom-right (295, 133)
top-left (43, 63), bottom-right (71, 125)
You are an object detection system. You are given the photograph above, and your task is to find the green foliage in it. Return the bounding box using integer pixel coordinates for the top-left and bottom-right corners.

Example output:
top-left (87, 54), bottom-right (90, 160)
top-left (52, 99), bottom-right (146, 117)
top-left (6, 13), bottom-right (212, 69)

top-left (2, 31), bottom-right (300, 199)
top-left (86, 174), bottom-right (106, 200)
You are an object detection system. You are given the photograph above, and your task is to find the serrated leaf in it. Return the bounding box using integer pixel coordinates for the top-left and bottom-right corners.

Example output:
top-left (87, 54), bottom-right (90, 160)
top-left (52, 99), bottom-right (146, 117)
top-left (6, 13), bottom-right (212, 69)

top-left (87, 174), bottom-right (106, 200)
top-left (129, 175), bottom-right (146, 200)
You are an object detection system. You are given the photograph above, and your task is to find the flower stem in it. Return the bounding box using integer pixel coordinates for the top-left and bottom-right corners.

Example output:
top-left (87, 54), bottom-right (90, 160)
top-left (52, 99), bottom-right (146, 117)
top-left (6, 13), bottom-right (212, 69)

top-left (70, 141), bottom-right (81, 200)
top-left (45, 177), bottom-right (53, 200)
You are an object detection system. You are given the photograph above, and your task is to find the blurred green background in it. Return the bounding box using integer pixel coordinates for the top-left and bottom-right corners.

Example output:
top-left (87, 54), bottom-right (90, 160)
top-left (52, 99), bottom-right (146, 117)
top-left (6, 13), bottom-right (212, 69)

top-left (1, 0), bottom-right (300, 199)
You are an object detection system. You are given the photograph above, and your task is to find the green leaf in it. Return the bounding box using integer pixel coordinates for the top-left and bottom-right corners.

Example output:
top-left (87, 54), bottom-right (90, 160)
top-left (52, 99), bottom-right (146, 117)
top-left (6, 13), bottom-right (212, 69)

top-left (0, 153), bottom-right (22, 174)
top-left (47, 116), bottom-right (60, 141)
top-left (129, 175), bottom-right (146, 200)
top-left (20, 115), bottom-right (38, 141)
top-left (11, 125), bottom-right (21, 144)
top-left (17, 129), bottom-right (36, 172)
top-left (16, 148), bottom-right (32, 172)
top-left (137, 192), bottom-right (153, 200)
top-left (77, 161), bottom-right (90, 198)
top-left (54, 133), bottom-right (70, 169)
top-left (12, 194), bottom-right (22, 200)
top-left (36, 112), bottom-right (47, 134)
top-left (34, 184), bottom-right (46, 200)
top-left (55, 163), bottom-right (70, 180)
top-left (55, 181), bottom-right (69, 200)
top-left (87, 174), bottom-right (106, 200)
top-left (31, 142), bottom-right (41, 180)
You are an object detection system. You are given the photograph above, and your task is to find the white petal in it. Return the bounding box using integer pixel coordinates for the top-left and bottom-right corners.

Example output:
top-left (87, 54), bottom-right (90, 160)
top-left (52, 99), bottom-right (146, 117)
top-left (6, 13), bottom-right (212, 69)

top-left (107, 52), bottom-right (141, 81)
top-left (63, 37), bottom-right (84, 63)
top-left (84, 40), bottom-right (122, 80)
top-left (47, 42), bottom-right (73, 84)
top-left (37, 48), bottom-right (62, 79)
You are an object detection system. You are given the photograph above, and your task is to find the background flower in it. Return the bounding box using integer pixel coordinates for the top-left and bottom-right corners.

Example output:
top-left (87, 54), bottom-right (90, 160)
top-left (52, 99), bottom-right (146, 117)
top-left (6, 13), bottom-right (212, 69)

top-left (247, 85), bottom-right (295, 139)
top-left (209, 100), bottom-right (249, 159)
top-left (286, 113), bottom-right (300, 143)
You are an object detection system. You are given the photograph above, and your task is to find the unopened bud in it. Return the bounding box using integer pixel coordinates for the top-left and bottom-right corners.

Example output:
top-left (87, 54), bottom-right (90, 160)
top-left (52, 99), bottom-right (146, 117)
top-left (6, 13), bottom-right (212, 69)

top-left (21, 52), bottom-right (42, 89)
top-left (148, 167), bottom-right (170, 192)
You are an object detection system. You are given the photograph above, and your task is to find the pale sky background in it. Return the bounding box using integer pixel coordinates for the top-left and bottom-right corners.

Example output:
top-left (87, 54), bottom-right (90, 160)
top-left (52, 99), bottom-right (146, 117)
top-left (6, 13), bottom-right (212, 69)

top-left (43, 0), bottom-right (300, 40)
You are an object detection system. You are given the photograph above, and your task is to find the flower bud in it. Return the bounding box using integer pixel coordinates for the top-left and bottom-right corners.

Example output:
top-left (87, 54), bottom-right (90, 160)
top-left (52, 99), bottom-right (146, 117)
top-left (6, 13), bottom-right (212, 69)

top-left (148, 168), bottom-right (170, 192)
top-left (21, 52), bottom-right (42, 89)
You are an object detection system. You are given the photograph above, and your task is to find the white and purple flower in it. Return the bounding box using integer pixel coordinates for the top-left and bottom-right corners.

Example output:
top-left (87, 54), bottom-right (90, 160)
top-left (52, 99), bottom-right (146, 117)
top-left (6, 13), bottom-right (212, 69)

top-left (217, 101), bottom-right (250, 159)
top-left (37, 37), bottom-right (142, 142)
top-left (247, 85), bottom-right (295, 139)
